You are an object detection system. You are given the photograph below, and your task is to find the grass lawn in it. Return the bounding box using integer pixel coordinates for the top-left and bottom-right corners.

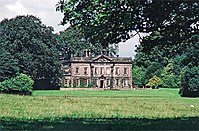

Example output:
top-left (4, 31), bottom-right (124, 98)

top-left (0, 88), bottom-right (199, 130)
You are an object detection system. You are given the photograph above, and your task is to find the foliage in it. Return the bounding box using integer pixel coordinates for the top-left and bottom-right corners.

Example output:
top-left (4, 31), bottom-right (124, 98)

top-left (0, 49), bottom-right (19, 82)
top-left (0, 15), bottom-right (61, 88)
top-left (144, 62), bottom-right (162, 83)
top-left (57, 27), bottom-right (118, 58)
top-left (180, 66), bottom-right (199, 97)
top-left (56, 0), bottom-right (198, 47)
top-left (132, 65), bottom-right (146, 86)
top-left (0, 73), bottom-right (34, 95)
top-left (161, 75), bottom-right (179, 88)
top-left (146, 76), bottom-right (162, 88)
top-left (134, 31), bottom-right (198, 93)
top-left (161, 62), bottom-right (180, 88)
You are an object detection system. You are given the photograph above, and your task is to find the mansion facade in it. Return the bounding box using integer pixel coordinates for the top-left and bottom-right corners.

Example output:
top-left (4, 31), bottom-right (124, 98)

top-left (61, 50), bottom-right (132, 88)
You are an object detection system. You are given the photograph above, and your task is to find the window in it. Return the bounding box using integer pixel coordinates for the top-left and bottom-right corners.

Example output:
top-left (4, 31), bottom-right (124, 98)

top-left (93, 78), bottom-right (97, 87)
top-left (100, 67), bottom-right (104, 75)
top-left (124, 79), bottom-right (128, 86)
top-left (84, 67), bottom-right (88, 75)
top-left (116, 79), bottom-right (119, 86)
top-left (107, 79), bottom-right (110, 86)
top-left (95, 67), bottom-right (98, 75)
top-left (124, 68), bottom-right (128, 74)
top-left (73, 79), bottom-right (79, 87)
top-left (106, 67), bottom-right (110, 75)
top-left (115, 67), bottom-right (120, 75)
top-left (64, 79), bottom-right (68, 86)
top-left (75, 67), bottom-right (79, 74)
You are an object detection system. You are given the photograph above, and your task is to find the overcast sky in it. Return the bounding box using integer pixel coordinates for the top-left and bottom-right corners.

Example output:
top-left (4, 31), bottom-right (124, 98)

top-left (0, 0), bottom-right (143, 58)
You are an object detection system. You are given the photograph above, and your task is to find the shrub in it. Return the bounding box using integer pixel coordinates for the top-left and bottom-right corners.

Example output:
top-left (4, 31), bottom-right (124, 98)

top-left (161, 74), bottom-right (179, 88)
top-left (180, 66), bottom-right (199, 97)
top-left (161, 62), bottom-right (180, 88)
top-left (79, 84), bottom-right (85, 88)
top-left (144, 62), bottom-right (163, 82)
top-left (146, 76), bottom-right (162, 89)
top-left (0, 73), bottom-right (34, 95)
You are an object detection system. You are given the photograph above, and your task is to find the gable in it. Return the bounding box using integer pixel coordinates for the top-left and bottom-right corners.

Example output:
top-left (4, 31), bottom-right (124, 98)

top-left (93, 55), bottom-right (112, 62)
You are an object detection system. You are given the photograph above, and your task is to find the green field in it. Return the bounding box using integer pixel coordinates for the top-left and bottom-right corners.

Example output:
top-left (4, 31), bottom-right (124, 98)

top-left (0, 88), bottom-right (199, 130)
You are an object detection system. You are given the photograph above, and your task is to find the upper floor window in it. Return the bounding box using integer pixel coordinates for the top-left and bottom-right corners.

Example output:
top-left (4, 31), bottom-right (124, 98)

top-left (84, 67), bottom-right (88, 75)
top-left (75, 67), bottom-right (79, 74)
top-left (100, 67), bottom-right (104, 75)
top-left (106, 67), bottom-right (110, 75)
top-left (115, 67), bottom-right (120, 75)
top-left (124, 68), bottom-right (128, 74)
top-left (95, 67), bottom-right (98, 75)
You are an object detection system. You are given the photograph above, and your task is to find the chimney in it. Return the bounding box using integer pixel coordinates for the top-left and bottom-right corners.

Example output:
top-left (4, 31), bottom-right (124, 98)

top-left (84, 49), bottom-right (91, 57)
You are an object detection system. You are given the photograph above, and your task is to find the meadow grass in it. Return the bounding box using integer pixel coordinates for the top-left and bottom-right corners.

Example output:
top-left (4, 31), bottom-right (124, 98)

top-left (0, 88), bottom-right (199, 130)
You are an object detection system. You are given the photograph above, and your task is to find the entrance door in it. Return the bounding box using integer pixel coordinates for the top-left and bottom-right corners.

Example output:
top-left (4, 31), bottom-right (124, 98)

top-left (100, 80), bottom-right (104, 88)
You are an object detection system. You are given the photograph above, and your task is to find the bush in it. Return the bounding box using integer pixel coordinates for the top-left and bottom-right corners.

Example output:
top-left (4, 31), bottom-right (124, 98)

top-left (146, 76), bottom-right (162, 89)
top-left (161, 62), bottom-right (180, 88)
top-left (180, 66), bottom-right (199, 97)
top-left (0, 73), bottom-right (34, 95)
top-left (161, 74), bottom-right (179, 88)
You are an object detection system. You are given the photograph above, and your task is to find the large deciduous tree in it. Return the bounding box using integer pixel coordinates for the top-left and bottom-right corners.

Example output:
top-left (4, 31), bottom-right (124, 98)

top-left (56, 0), bottom-right (198, 47)
top-left (0, 49), bottom-right (19, 81)
top-left (57, 27), bottom-right (118, 59)
top-left (0, 15), bottom-right (61, 89)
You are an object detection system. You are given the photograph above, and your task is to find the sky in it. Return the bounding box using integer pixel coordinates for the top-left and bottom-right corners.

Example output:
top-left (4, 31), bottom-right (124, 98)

top-left (0, 0), bottom-right (144, 58)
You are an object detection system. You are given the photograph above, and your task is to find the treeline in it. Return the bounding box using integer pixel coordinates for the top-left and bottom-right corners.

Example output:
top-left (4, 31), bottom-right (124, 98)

top-left (0, 15), bottom-right (118, 95)
top-left (133, 31), bottom-right (199, 97)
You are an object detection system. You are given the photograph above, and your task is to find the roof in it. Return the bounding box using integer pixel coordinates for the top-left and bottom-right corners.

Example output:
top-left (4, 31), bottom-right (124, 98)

top-left (69, 55), bottom-right (132, 63)
top-left (62, 55), bottom-right (132, 64)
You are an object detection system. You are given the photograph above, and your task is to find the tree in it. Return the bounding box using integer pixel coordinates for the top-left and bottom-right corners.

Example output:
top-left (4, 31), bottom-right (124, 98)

top-left (57, 26), bottom-right (118, 58)
top-left (0, 15), bottom-right (61, 88)
top-left (180, 66), bottom-right (199, 97)
top-left (0, 49), bottom-right (19, 81)
top-left (161, 62), bottom-right (180, 88)
top-left (146, 75), bottom-right (162, 89)
top-left (132, 64), bottom-right (146, 87)
top-left (56, 0), bottom-right (198, 47)
top-left (144, 62), bottom-right (163, 83)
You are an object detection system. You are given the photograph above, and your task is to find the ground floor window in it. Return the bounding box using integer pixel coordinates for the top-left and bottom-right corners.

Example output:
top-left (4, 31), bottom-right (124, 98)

top-left (116, 79), bottom-right (119, 86)
top-left (73, 79), bottom-right (79, 87)
top-left (107, 79), bottom-right (110, 87)
top-left (64, 79), bottom-right (68, 87)
top-left (124, 79), bottom-right (128, 86)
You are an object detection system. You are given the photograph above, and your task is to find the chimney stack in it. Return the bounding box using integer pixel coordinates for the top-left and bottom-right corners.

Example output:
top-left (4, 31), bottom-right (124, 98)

top-left (84, 49), bottom-right (91, 57)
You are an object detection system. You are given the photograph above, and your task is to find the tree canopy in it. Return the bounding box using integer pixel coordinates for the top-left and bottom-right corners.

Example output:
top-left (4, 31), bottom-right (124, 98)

top-left (0, 49), bottom-right (19, 81)
top-left (57, 27), bottom-right (118, 59)
top-left (0, 15), bottom-right (61, 87)
top-left (56, 0), bottom-right (198, 47)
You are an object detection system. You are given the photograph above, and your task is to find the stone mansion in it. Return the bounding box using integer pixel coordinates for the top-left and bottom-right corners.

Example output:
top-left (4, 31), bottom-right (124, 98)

top-left (61, 50), bottom-right (132, 88)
